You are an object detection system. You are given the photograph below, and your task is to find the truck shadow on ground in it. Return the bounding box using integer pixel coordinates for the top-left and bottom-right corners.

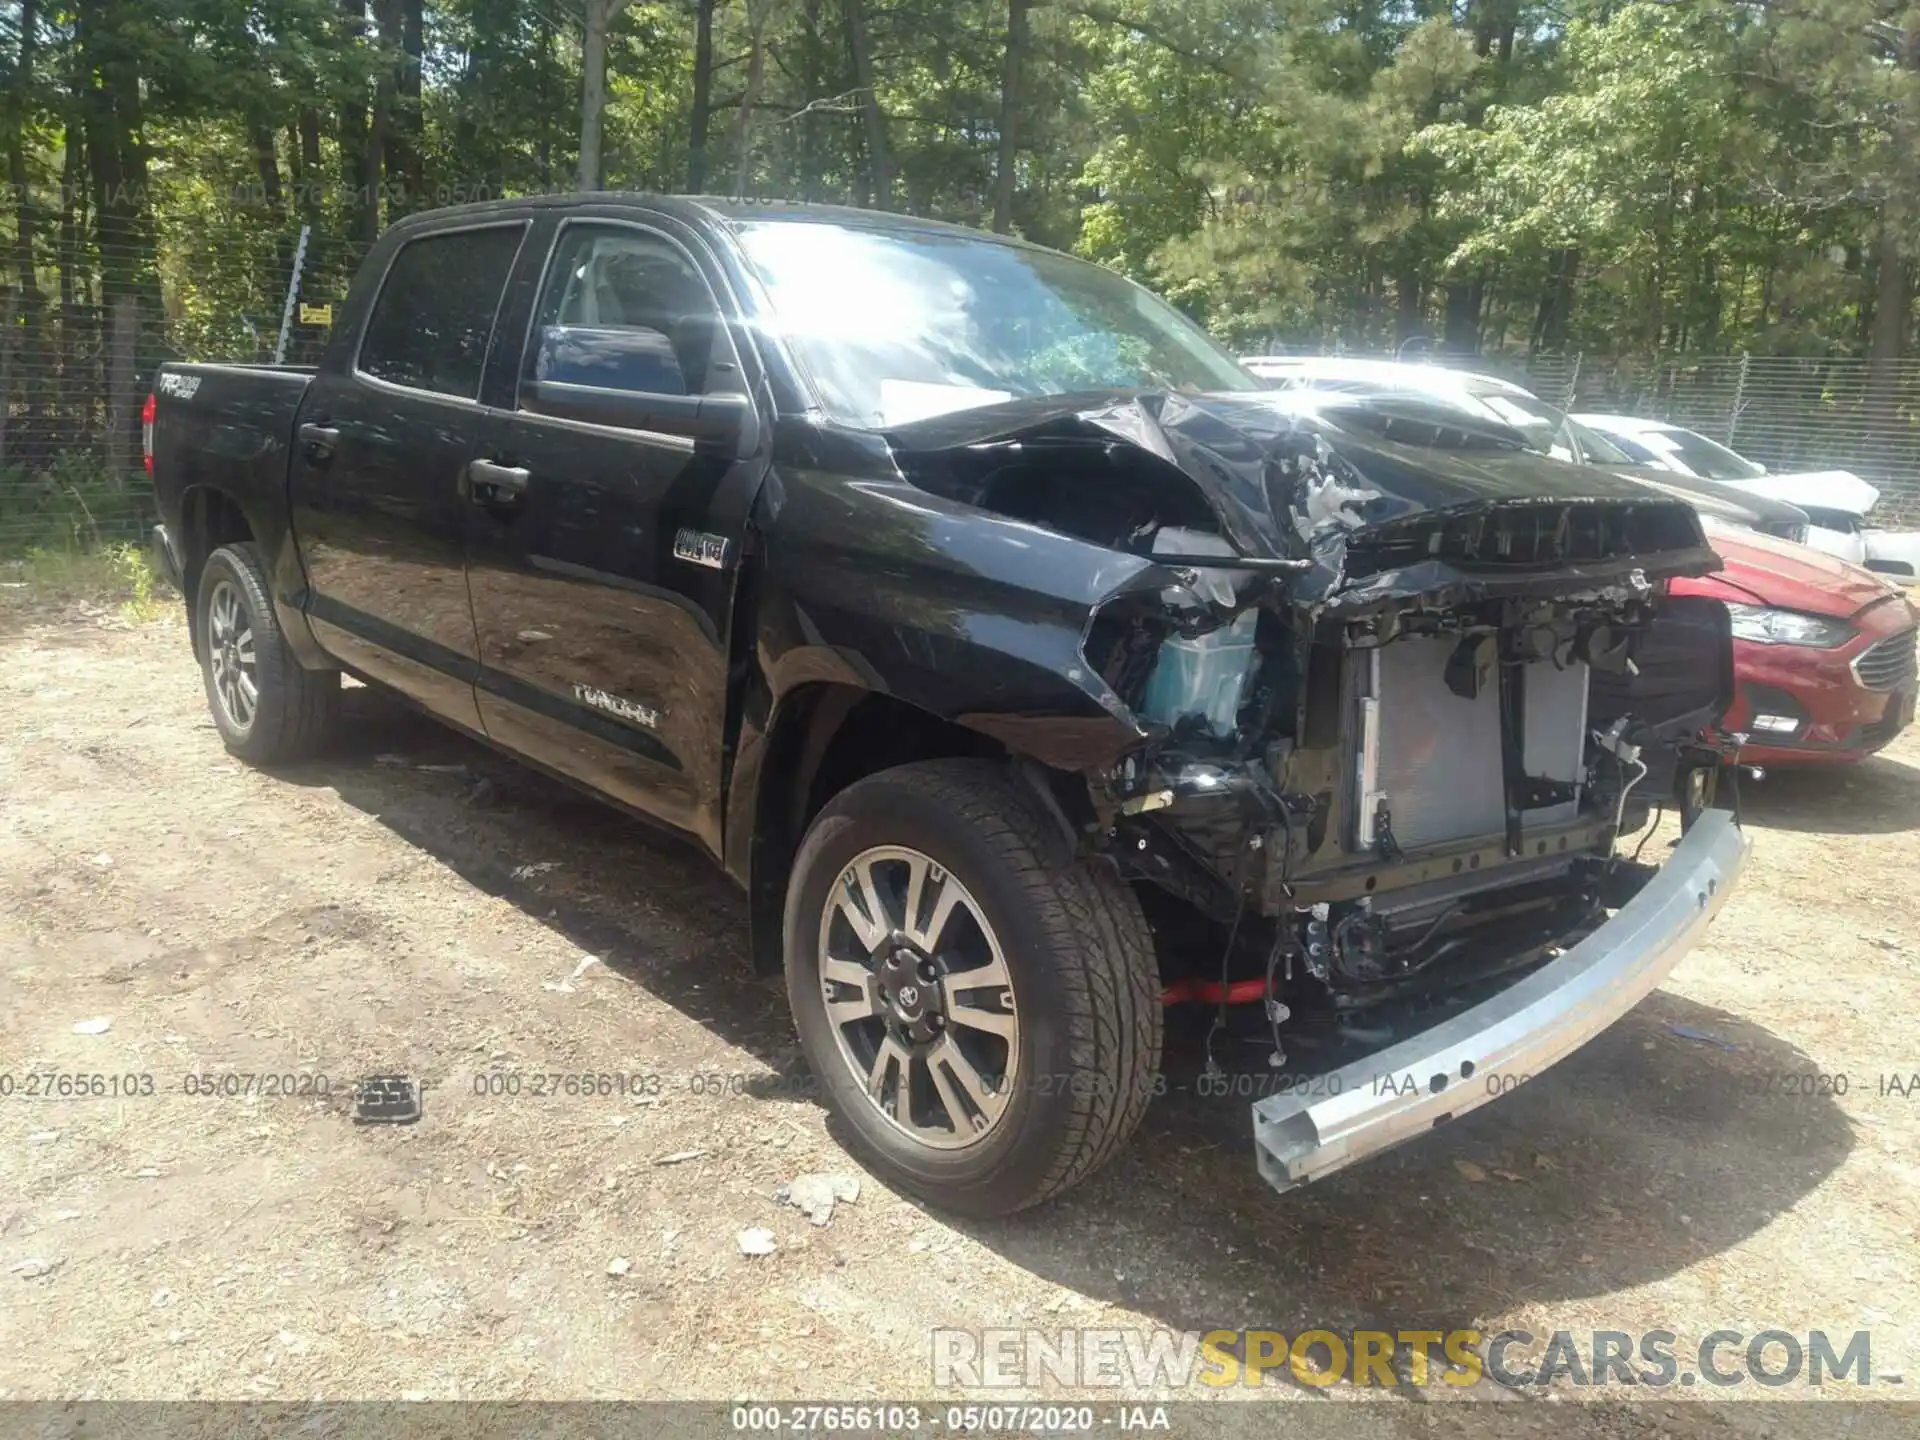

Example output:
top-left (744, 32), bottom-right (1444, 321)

top-left (1010, 991), bottom-right (1852, 1336)
top-left (1731, 751), bottom-right (1920, 835)
top-left (283, 684), bottom-right (1856, 1381)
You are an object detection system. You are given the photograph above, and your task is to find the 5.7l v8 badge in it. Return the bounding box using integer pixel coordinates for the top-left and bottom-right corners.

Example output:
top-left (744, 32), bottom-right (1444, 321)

top-left (673, 528), bottom-right (730, 569)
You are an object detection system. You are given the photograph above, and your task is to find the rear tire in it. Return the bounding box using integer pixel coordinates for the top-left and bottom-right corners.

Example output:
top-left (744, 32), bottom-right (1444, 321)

top-left (196, 542), bottom-right (339, 764)
top-left (784, 759), bottom-right (1162, 1217)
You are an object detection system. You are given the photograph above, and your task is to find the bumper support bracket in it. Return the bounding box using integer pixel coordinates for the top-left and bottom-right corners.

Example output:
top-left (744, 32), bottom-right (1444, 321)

top-left (1251, 807), bottom-right (1749, 1194)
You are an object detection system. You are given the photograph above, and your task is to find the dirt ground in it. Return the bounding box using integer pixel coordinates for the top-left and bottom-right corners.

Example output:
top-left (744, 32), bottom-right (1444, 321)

top-left (1, 596), bottom-right (1916, 1436)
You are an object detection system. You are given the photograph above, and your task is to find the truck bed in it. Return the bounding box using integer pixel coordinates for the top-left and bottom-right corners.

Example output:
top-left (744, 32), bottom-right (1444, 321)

top-left (148, 361), bottom-right (320, 649)
top-left (150, 361), bottom-right (315, 565)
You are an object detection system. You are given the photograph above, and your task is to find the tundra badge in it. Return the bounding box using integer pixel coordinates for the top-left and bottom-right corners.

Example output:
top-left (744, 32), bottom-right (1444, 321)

top-left (574, 683), bottom-right (660, 730)
top-left (673, 528), bottom-right (730, 569)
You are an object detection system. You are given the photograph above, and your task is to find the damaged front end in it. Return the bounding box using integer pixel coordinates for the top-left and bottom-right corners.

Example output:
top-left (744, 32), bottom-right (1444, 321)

top-left (886, 388), bottom-right (1750, 1193)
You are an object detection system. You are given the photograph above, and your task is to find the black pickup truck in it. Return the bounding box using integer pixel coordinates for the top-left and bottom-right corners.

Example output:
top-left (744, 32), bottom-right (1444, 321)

top-left (147, 195), bottom-right (1748, 1216)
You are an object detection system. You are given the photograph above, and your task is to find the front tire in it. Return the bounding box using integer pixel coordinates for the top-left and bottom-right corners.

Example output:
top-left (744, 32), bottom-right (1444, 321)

top-left (196, 542), bottom-right (339, 764)
top-left (784, 759), bottom-right (1161, 1217)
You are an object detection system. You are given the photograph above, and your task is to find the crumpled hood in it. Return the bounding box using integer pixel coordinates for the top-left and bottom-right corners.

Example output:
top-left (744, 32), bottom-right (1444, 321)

top-left (1602, 465), bottom-right (1809, 529)
top-left (884, 389), bottom-right (1721, 615)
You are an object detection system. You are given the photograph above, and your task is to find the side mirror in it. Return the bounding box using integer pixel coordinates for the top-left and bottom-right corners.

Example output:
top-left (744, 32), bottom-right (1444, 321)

top-left (523, 323), bottom-right (758, 458)
top-left (536, 324), bottom-right (687, 393)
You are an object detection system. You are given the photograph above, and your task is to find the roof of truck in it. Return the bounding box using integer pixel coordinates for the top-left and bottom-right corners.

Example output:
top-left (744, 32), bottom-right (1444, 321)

top-left (382, 192), bottom-right (1057, 253)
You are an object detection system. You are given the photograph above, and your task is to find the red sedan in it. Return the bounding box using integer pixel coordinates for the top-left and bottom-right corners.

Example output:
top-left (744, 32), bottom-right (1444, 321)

top-left (1673, 525), bottom-right (1918, 765)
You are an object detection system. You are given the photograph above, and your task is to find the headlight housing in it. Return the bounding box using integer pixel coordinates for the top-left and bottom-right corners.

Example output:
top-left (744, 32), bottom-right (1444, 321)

top-left (1724, 602), bottom-right (1853, 648)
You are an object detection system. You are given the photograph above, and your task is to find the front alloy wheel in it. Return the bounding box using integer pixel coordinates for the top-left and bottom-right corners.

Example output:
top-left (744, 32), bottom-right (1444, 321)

top-left (819, 846), bottom-right (1020, 1148)
top-left (784, 759), bottom-right (1162, 1217)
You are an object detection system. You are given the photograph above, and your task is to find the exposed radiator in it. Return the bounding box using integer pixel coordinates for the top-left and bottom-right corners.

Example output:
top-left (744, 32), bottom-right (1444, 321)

top-left (1353, 636), bottom-right (1589, 852)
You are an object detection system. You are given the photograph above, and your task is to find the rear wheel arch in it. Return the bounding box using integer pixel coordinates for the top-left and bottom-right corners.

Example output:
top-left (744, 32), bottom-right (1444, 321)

top-left (177, 484), bottom-right (334, 672)
top-left (179, 486), bottom-right (256, 652)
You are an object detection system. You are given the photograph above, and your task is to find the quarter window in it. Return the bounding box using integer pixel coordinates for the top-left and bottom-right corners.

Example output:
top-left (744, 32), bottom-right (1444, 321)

top-left (358, 225), bottom-right (527, 399)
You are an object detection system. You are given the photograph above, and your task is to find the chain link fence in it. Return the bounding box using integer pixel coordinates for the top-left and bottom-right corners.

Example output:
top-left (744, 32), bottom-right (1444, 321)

top-left (7, 218), bottom-right (1920, 553)
top-left (0, 222), bottom-right (373, 554)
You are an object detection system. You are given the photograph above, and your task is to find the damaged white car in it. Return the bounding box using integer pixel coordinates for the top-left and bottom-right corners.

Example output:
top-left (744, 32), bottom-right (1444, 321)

top-left (1573, 412), bottom-right (1920, 580)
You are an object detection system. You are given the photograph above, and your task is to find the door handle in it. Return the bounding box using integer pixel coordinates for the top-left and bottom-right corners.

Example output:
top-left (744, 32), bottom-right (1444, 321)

top-left (298, 422), bottom-right (340, 459)
top-left (467, 458), bottom-right (530, 506)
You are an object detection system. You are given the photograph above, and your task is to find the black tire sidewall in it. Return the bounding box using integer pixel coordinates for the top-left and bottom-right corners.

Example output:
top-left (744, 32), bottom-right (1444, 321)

top-left (196, 544), bottom-right (281, 757)
top-left (784, 772), bottom-right (1107, 1215)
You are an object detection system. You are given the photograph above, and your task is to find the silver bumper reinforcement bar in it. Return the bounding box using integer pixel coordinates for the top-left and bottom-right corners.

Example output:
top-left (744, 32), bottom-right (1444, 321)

top-left (1252, 807), bottom-right (1750, 1194)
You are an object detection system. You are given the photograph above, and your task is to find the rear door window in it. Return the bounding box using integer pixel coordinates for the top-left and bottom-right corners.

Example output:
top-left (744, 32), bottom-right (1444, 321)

top-left (358, 224), bottom-right (528, 399)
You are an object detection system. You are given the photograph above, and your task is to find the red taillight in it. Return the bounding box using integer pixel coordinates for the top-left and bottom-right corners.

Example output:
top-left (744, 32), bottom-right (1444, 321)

top-left (142, 392), bottom-right (156, 475)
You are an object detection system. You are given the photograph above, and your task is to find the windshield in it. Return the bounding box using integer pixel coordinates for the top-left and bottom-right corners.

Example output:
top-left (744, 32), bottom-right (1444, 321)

top-left (735, 221), bottom-right (1258, 428)
top-left (1589, 428), bottom-right (1661, 465)
top-left (1637, 426), bottom-right (1766, 481)
top-left (1563, 417), bottom-right (1636, 465)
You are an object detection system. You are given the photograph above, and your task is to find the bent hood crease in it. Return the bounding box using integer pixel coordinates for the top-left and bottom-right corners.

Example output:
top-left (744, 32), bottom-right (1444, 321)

top-left (883, 390), bottom-right (1724, 617)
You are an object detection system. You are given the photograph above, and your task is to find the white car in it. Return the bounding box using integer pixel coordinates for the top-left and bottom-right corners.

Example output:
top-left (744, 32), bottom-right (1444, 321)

top-left (1571, 412), bottom-right (1920, 580)
top-left (1242, 357), bottom-right (1586, 452)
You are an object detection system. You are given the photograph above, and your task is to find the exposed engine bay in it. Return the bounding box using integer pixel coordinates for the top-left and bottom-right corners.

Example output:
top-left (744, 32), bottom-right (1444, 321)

top-left (886, 389), bottom-right (1739, 1034)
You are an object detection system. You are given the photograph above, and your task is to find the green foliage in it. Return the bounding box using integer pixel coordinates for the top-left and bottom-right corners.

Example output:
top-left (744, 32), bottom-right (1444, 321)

top-left (0, 0), bottom-right (1913, 412)
top-left (1417, 7), bottom-right (1733, 251)
top-left (0, 455), bottom-right (152, 558)
top-left (0, 541), bottom-right (166, 618)
top-left (108, 538), bottom-right (164, 620)
top-left (1410, 4), bottom-right (1757, 348)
